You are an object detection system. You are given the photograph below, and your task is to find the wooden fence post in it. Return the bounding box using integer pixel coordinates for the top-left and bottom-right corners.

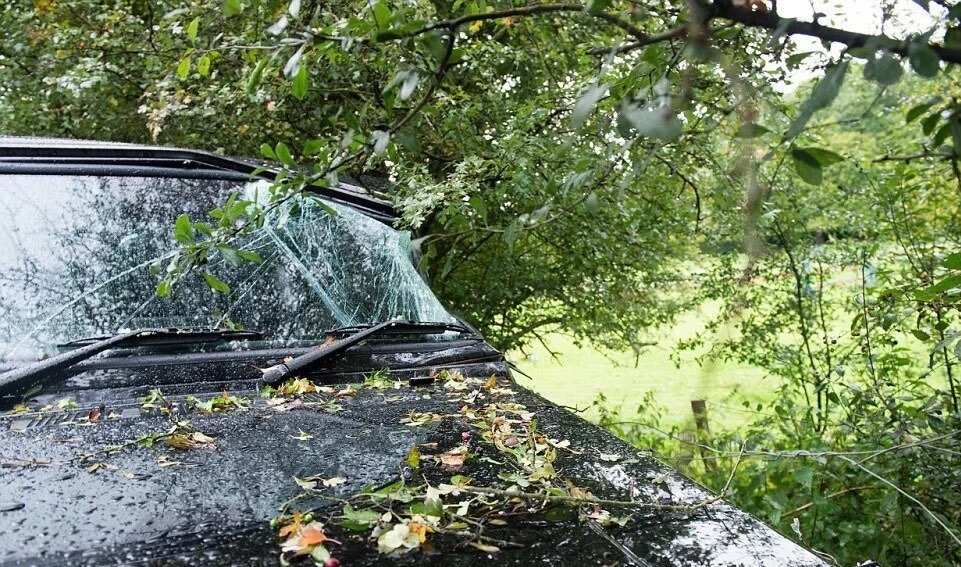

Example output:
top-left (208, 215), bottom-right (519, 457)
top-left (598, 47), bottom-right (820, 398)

top-left (691, 400), bottom-right (717, 472)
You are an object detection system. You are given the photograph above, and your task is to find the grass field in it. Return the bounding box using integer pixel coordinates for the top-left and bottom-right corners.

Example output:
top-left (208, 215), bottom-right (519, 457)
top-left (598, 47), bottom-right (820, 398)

top-left (510, 304), bottom-right (778, 430)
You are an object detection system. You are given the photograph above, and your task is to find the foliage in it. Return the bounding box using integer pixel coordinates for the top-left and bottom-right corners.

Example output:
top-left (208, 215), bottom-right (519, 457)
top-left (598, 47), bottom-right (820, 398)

top-left (598, 66), bottom-right (961, 565)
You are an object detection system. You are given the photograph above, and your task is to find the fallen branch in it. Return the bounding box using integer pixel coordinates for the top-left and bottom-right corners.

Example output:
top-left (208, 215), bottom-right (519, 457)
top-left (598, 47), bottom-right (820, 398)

top-left (449, 484), bottom-right (719, 512)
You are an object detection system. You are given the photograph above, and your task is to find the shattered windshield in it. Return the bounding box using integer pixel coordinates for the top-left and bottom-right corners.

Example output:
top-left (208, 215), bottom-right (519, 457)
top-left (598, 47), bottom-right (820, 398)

top-left (0, 174), bottom-right (454, 362)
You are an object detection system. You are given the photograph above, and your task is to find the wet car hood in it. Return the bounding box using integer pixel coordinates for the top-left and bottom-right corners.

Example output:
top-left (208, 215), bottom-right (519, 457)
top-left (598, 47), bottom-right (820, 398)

top-left (0, 352), bottom-right (826, 566)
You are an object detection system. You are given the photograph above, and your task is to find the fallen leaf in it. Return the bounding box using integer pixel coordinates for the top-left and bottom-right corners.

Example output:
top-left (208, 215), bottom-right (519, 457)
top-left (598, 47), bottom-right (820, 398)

top-left (400, 412), bottom-right (442, 427)
top-left (407, 521), bottom-right (429, 543)
top-left (323, 476), bottom-right (347, 488)
top-left (156, 455), bottom-right (183, 467)
top-left (294, 477), bottom-right (318, 490)
top-left (163, 434), bottom-right (194, 450)
top-left (376, 522), bottom-right (423, 554)
top-left (8, 403), bottom-right (30, 415)
top-left (277, 377), bottom-right (319, 397)
top-left (482, 376), bottom-right (498, 390)
top-left (335, 386), bottom-right (357, 397)
top-left (300, 525), bottom-right (328, 546)
top-left (406, 446), bottom-right (421, 469)
top-left (278, 512), bottom-right (304, 539)
top-left (438, 446), bottom-right (468, 470)
top-left (85, 406), bottom-right (101, 422)
top-left (191, 431), bottom-right (216, 445)
top-left (449, 474), bottom-right (471, 487)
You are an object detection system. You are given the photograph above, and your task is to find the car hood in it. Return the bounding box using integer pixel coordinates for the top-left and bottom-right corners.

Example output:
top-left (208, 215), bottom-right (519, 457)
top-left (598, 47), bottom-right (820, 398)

top-left (0, 358), bottom-right (825, 566)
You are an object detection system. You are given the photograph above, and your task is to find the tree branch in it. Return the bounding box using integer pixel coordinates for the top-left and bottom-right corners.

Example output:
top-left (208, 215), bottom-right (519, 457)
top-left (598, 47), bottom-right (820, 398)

top-left (588, 24), bottom-right (689, 55)
top-left (711, 1), bottom-right (961, 64)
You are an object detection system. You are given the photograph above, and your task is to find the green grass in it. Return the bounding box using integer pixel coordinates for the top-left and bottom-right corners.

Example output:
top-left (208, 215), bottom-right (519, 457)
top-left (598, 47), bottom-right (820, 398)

top-left (510, 304), bottom-right (777, 430)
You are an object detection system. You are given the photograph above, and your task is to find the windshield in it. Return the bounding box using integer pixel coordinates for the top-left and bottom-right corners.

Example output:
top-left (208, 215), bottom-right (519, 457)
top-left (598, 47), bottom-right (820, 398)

top-left (0, 174), bottom-right (454, 362)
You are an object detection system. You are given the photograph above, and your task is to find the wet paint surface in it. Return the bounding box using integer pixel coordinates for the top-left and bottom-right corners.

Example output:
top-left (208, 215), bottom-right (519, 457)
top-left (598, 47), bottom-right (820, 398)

top-left (0, 352), bottom-right (826, 566)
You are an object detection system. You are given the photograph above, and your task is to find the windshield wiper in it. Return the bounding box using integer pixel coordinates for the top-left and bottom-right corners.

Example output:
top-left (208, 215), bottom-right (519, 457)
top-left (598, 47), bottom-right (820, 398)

top-left (0, 328), bottom-right (263, 397)
top-left (58, 328), bottom-right (262, 349)
top-left (259, 319), bottom-right (473, 384)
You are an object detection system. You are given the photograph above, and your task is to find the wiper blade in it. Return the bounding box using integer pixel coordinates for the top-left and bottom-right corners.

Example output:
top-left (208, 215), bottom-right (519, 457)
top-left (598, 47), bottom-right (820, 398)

top-left (260, 319), bottom-right (470, 384)
top-left (324, 320), bottom-right (474, 337)
top-left (58, 328), bottom-right (262, 349)
top-left (0, 328), bottom-right (262, 397)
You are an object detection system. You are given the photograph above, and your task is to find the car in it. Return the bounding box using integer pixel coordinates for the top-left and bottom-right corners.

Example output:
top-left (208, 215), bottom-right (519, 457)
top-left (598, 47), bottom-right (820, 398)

top-left (0, 137), bottom-right (827, 566)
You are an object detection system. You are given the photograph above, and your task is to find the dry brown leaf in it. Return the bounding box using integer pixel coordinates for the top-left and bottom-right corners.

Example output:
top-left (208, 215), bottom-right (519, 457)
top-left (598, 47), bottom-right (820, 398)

top-left (278, 512), bottom-right (304, 539)
top-left (191, 431), bottom-right (215, 444)
top-left (438, 446), bottom-right (468, 470)
top-left (407, 521), bottom-right (429, 544)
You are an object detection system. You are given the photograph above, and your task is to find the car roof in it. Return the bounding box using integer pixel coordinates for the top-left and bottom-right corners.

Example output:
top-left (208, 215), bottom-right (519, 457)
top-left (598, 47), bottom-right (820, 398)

top-left (0, 136), bottom-right (396, 222)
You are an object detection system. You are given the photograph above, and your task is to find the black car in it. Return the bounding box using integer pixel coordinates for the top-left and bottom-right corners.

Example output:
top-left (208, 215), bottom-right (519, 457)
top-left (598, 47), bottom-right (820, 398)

top-left (0, 137), bottom-right (826, 566)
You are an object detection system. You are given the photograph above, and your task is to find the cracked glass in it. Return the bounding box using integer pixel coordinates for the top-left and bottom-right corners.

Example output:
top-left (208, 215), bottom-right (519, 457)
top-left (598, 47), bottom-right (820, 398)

top-left (0, 174), bottom-right (453, 362)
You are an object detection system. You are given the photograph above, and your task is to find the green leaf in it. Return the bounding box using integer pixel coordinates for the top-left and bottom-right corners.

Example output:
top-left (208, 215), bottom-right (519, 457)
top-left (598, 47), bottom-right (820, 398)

top-left (571, 84), bottom-right (607, 129)
top-left (906, 102), bottom-right (935, 123)
top-left (915, 274), bottom-right (961, 300)
top-left (786, 60), bottom-right (848, 140)
top-left (217, 245), bottom-right (242, 267)
top-left (864, 51), bottom-right (903, 86)
top-left (909, 42), bottom-right (940, 78)
top-left (944, 252), bottom-right (961, 269)
top-left (922, 112), bottom-right (941, 135)
top-left (793, 467), bottom-right (814, 489)
top-left (259, 143), bottom-right (276, 160)
top-left (223, 0), bottom-right (243, 17)
top-left (186, 17), bottom-right (200, 42)
top-left (338, 505), bottom-right (380, 532)
top-left (292, 63), bottom-right (309, 100)
top-left (911, 329), bottom-right (931, 341)
top-left (799, 147), bottom-right (844, 166)
top-left (176, 56), bottom-right (191, 80)
top-left (503, 219), bottom-right (521, 247)
top-left (238, 250), bottom-right (264, 264)
top-left (584, 191), bottom-right (600, 214)
top-left (371, 0), bottom-right (391, 29)
top-left (791, 148), bottom-right (823, 185)
top-left (303, 139), bottom-right (326, 156)
top-left (196, 54), bottom-right (211, 77)
top-left (619, 103), bottom-right (682, 140)
top-left (946, 27), bottom-right (961, 49)
top-left (275, 142), bottom-right (294, 165)
top-left (586, 0), bottom-right (612, 15)
top-left (951, 118), bottom-right (961, 154)
top-left (245, 59), bottom-right (268, 96)
top-left (934, 122), bottom-right (952, 147)
top-left (173, 214), bottom-right (195, 244)
top-left (203, 272), bottom-right (231, 294)
top-left (156, 279), bottom-right (172, 298)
